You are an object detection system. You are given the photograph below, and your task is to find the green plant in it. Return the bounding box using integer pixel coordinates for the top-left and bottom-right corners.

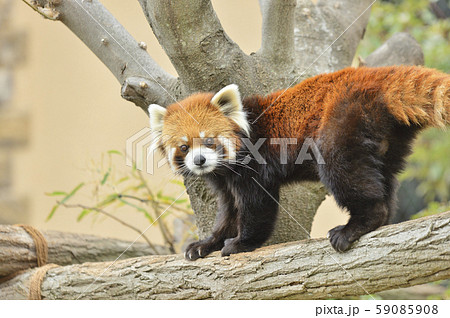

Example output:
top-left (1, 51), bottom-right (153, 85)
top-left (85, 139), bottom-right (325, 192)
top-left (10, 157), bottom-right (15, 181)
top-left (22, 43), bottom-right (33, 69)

top-left (358, 0), bottom-right (450, 72)
top-left (46, 150), bottom-right (195, 254)
top-left (400, 129), bottom-right (450, 204)
top-left (411, 201), bottom-right (450, 219)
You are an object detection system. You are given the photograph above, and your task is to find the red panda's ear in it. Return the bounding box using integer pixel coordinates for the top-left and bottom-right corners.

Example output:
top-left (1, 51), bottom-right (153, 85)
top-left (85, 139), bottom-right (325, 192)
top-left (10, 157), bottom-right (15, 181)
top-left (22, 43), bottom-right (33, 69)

top-left (148, 104), bottom-right (167, 135)
top-left (211, 84), bottom-right (250, 136)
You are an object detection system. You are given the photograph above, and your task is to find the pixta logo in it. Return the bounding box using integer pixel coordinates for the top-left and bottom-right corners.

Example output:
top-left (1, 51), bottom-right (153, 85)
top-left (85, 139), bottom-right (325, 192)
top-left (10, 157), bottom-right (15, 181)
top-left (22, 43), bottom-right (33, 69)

top-left (125, 127), bottom-right (167, 174)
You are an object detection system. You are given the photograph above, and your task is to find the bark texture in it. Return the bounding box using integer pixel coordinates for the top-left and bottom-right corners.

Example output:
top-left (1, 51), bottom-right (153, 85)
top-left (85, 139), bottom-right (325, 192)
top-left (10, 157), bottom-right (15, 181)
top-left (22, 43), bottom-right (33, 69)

top-left (259, 0), bottom-right (296, 67)
top-left (1, 212), bottom-right (449, 300)
top-left (364, 32), bottom-right (425, 67)
top-left (293, 0), bottom-right (372, 75)
top-left (0, 225), bottom-right (169, 277)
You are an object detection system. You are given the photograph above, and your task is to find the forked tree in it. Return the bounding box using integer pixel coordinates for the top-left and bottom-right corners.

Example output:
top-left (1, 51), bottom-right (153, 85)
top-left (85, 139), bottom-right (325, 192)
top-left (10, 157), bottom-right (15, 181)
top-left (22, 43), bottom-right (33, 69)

top-left (2, 0), bottom-right (447, 299)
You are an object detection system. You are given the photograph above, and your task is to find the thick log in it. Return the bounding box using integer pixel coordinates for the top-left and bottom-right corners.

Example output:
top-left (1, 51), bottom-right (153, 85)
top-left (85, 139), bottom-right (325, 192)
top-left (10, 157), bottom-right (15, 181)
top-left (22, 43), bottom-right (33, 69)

top-left (0, 225), bottom-right (169, 277)
top-left (1, 212), bottom-right (448, 300)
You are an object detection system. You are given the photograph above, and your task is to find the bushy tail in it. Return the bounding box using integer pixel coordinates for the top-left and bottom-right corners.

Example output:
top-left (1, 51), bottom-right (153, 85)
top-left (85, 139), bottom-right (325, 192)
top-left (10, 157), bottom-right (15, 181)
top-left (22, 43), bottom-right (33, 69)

top-left (379, 66), bottom-right (449, 128)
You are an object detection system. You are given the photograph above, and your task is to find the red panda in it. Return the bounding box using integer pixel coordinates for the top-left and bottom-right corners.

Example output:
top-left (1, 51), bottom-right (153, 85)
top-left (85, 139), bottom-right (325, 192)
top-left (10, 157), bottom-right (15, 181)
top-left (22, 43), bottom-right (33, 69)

top-left (149, 65), bottom-right (449, 260)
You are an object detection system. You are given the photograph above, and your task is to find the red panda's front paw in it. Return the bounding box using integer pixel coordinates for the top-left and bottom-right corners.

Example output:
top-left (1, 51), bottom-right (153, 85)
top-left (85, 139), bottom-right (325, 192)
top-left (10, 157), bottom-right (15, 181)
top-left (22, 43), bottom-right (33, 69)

top-left (184, 241), bottom-right (206, 261)
top-left (221, 238), bottom-right (257, 256)
top-left (184, 239), bottom-right (219, 261)
top-left (327, 225), bottom-right (355, 252)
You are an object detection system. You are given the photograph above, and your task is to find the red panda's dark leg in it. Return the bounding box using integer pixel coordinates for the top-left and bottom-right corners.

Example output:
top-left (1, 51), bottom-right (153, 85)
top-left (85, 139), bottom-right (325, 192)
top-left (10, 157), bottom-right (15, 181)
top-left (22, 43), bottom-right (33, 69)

top-left (327, 201), bottom-right (389, 252)
top-left (327, 170), bottom-right (400, 250)
top-left (320, 127), bottom-right (420, 252)
top-left (318, 133), bottom-right (389, 252)
top-left (381, 126), bottom-right (420, 224)
top-left (221, 181), bottom-right (280, 256)
top-left (184, 190), bottom-right (238, 261)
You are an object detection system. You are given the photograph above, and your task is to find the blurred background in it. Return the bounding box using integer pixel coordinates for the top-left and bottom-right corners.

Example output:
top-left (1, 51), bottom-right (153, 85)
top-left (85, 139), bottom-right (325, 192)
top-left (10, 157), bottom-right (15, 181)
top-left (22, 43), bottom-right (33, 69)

top-left (0, 0), bottom-right (449, 251)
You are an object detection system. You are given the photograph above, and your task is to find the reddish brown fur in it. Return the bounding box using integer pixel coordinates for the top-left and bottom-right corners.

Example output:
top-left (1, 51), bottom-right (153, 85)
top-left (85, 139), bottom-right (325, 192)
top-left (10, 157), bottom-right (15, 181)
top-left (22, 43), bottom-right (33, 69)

top-left (162, 66), bottom-right (448, 154)
top-left (247, 66), bottom-right (449, 145)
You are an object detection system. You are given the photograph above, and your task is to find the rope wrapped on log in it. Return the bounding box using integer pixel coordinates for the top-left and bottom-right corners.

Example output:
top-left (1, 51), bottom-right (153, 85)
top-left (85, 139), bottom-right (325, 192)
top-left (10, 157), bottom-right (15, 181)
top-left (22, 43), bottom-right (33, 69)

top-left (0, 224), bottom-right (163, 300)
top-left (15, 224), bottom-right (48, 267)
top-left (0, 225), bottom-right (57, 299)
top-left (28, 264), bottom-right (59, 300)
top-left (0, 224), bottom-right (170, 278)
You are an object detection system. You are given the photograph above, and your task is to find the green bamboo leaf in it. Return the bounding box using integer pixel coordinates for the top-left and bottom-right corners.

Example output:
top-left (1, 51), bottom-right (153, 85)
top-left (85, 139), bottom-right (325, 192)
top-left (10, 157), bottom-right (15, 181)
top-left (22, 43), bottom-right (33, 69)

top-left (107, 150), bottom-right (123, 156)
top-left (45, 191), bottom-right (68, 197)
top-left (46, 183), bottom-right (84, 221)
top-left (169, 179), bottom-right (185, 187)
top-left (96, 194), bottom-right (119, 208)
top-left (159, 195), bottom-right (187, 204)
top-left (60, 182), bottom-right (85, 205)
top-left (101, 170), bottom-right (110, 185)
top-left (119, 198), bottom-right (154, 222)
top-left (117, 176), bottom-right (129, 184)
top-left (77, 209), bottom-right (91, 222)
top-left (118, 198), bottom-right (148, 213)
top-left (46, 204), bottom-right (59, 221)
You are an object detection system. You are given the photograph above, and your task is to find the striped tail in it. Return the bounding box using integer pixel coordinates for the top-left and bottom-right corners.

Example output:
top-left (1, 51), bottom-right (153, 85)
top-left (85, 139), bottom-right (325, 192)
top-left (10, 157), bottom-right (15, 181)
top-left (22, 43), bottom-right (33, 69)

top-left (378, 66), bottom-right (449, 128)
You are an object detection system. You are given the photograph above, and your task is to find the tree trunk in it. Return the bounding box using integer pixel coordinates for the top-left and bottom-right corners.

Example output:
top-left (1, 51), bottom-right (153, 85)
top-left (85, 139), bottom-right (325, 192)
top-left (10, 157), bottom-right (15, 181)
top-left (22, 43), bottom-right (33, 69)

top-left (0, 225), bottom-right (169, 277)
top-left (1, 211), bottom-right (448, 300)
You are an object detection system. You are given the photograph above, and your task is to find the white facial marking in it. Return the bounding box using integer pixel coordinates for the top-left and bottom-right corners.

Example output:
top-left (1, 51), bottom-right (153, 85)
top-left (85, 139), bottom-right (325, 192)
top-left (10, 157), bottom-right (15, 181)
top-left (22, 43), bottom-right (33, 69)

top-left (148, 104), bottom-right (167, 153)
top-left (167, 147), bottom-right (177, 171)
top-left (227, 140), bottom-right (236, 161)
top-left (184, 146), bottom-right (218, 175)
top-left (181, 136), bottom-right (188, 142)
top-left (218, 135), bottom-right (236, 162)
top-left (199, 131), bottom-right (205, 138)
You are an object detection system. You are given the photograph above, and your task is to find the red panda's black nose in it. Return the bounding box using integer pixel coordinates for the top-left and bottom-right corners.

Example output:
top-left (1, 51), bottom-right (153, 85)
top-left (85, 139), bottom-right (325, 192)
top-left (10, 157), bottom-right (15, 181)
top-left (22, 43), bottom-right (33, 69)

top-left (194, 155), bottom-right (206, 166)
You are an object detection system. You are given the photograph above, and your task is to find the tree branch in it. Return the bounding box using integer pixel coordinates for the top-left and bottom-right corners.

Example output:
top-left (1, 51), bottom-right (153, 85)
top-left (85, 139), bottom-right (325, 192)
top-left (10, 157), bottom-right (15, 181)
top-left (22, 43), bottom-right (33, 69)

top-left (0, 225), bottom-right (170, 278)
top-left (294, 0), bottom-right (374, 76)
top-left (363, 32), bottom-right (425, 67)
top-left (2, 212), bottom-right (449, 299)
top-left (259, 0), bottom-right (296, 66)
top-left (28, 0), bottom-right (180, 109)
top-left (137, 0), bottom-right (258, 95)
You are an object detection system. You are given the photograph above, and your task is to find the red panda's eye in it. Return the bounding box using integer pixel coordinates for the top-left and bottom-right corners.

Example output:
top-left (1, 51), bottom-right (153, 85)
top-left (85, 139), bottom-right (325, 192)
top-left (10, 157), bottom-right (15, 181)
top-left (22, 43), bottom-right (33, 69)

top-left (180, 145), bottom-right (189, 153)
top-left (204, 137), bottom-right (214, 147)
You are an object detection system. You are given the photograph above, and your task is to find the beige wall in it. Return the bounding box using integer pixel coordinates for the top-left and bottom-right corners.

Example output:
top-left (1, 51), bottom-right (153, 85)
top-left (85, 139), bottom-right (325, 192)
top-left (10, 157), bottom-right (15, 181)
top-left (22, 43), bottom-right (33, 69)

top-left (9, 0), bottom-right (346, 246)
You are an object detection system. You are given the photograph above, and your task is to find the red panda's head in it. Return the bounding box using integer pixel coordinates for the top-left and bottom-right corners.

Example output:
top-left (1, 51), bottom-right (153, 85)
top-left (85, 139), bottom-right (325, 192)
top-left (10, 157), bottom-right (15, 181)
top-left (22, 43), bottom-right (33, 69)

top-left (149, 84), bottom-right (250, 176)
